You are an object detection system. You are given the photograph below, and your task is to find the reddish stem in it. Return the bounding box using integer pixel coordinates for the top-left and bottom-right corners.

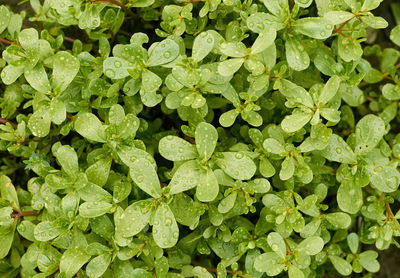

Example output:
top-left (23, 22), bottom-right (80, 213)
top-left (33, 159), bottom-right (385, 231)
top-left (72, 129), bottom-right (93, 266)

top-left (66, 113), bottom-right (74, 121)
top-left (91, 0), bottom-right (135, 17)
top-left (22, 25), bottom-right (76, 43)
top-left (0, 37), bottom-right (14, 45)
top-left (333, 17), bottom-right (354, 41)
top-left (63, 36), bottom-right (75, 43)
top-left (191, 262), bottom-right (246, 278)
top-left (10, 207), bottom-right (39, 220)
top-left (184, 135), bottom-right (196, 144)
top-left (0, 118), bottom-right (17, 129)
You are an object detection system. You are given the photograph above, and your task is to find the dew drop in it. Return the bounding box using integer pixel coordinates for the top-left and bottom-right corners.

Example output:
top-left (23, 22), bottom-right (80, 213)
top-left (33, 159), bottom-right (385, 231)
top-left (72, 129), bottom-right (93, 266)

top-left (105, 69), bottom-right (115, 78)
top-left (165, 218), bottom-right (172, 226)
top-left (163, 51), bottom-right (171, 58)
top-left (114, 61), bottom-right (122, 68)
top-left (235, 153), bottom-right (244, 159)
top-left (136, 175), bottom-right (144, 182)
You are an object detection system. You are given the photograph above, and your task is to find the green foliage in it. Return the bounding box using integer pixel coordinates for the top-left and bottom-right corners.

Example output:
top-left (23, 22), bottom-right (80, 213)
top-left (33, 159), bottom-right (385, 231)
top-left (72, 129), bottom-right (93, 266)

top-left (0, 0), bottom-right (400, 277)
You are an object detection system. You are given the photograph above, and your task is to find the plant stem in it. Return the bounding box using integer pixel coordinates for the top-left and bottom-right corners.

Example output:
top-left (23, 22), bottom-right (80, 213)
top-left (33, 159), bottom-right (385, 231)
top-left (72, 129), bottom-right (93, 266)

top-left (66, 113), bottom-right (74, 121)
top-left (359, 62), bottom-right (400, 87)
top-left (10, 207), bottom-right (39, 219)
top-left (0, 118), bottom-right (17, 129)
top-left (0, 37), bottom-right (14, 45)
top-left (333, 17), bottom-right (354, 40)
top-left (385, 202), bottom-right (394, 223)
top-left (191, 262), bottom-right (246, 278)
top-left (91, 0), bottom-right (136, 17)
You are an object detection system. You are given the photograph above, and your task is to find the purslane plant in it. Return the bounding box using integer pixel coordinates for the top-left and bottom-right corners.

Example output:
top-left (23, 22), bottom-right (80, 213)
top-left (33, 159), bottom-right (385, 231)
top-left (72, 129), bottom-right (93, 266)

top-left (1, 0), bottom-right (400, 277)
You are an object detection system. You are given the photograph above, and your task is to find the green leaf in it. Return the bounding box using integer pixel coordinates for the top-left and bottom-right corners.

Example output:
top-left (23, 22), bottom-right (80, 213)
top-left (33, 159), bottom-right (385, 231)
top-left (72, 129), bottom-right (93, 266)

top-left (218, 58), bottom-right (244, 76)
top-left (169, 193), bottom-right (202, 228)
top-left (359, 250), bottom-right (380, 273)
top-left (267, 232), bottom-right (286, 258)
top-left (118, 114), bottom-right (140, 139)
top-left (34, 220), bottom-right (62, 241)
top-left (362, 15), bottom-right (388, 29)
top-left (195, 122), bottom-right (218, 160)
top-left (192, 266), bottom-right (213, 278)
top-left (0, 227), bottom-right (14, 259)
top-left (280, 156), bottom-right (295, 180)
top-left (338, 36), bottom-right (362, 62)
top-left (129, 157), bottom-right (162, 198)
top-left (329, 255), bottom-right (352, 276)
top-left (159, 135), bottom-right (197, 161)
top-left (28, 108), bottom-right (51, 137)
top-left (192, 31), bottom-right (215, 62)
top-left (196, 168), bottom-right (219, 202)
top-left (347, 233), bottom-right (359, 254)
top-left (79, 201), bottom-right (112, 218)
top-left (324, 11), bottom-right (354, 24)
top-left (0, 6), bottom-right (10, 33)
top-left (278, 79), bottom-right (314, 108)
top-left (53, 144), bottom-right (79, 177)
top-left (75, 113), bottom-right (106, 143)
top-left (60, 246), bottom-right (91, 278)
top-left (103, 57), bottom-right (130, 79)
top-left (219, 109), bottom-right (239, 127)
top-left (382, 84), bottom-right (400, 100)
top-left (294, 17), bottom-right (333, 39)
top-left (366, 165), bottom-right (400, 193)
top-left (281, 111), bottom-right (312, 133)
top-left (354, 114), bottom-right (385, 154)
top-left (254, 252), bottom-right (285, 275)
top-left (249, 178), bottom-right (271, 193)
top-left (53, 51), bottom-right (80, 92)
top-left (218, 192), bottom-right (237, 213)
top-left (169, 160), bottom-right (201, 194)
top-left (18, 28), bottom-right (39, 56)
top-left (362, 0), bottom-right (383, 11)
top-left (285, 36), bottom-right (309, 71)
top-left (251, 28), bottom-right (276, 54)
top-left (109, 105), bottom-right (125, 125)
top-left (297, 236), bottom-right (324, 255)
top-left (50, 98), bottom-right (66, 125)
top-left (319, 75), bottom-right (341, 104)
top-left (148, 39), bottom-right (180, 67)
top-left (319, 134), bottom-right (357, 164)
top-left (117, 200), bottom-right (152, 237)
top-left (155, 256), bottom-right (169, 278)
top-left (85, 158), bottom-right (111, 187)
top-left (86, 253), bottom-right (111, 278)
top-left (288, 265), bottom-right (304, 278)
top-left (153, 203), bottom-right (179, 248)
top-left (1, 65), bottom-right (24, 85)
top-left (215, 152), bottom-right (256, 180)
top-left (337, 180), bottom-right (363, 214)
top-left (24, 63), bottom-right (51, 93)
top-left (325, 212), bottom-right (351, 229)
top-left (390, 25), bottom-right (400, 47)
top-left (243, 110), bottom-right (263, 127)
top-left (263, 138), bottom-right (285, 155)
top-left (117, 145), bottom-right (156, 169)
top-left (0, 175), bottom-right (19, 208)
top-left (141, 69), bottom-right (162, 93)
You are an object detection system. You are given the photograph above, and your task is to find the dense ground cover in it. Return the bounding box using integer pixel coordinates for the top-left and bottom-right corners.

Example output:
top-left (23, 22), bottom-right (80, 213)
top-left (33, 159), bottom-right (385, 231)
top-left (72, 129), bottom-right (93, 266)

top-left (1, 0), bottom-right (400, 277)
